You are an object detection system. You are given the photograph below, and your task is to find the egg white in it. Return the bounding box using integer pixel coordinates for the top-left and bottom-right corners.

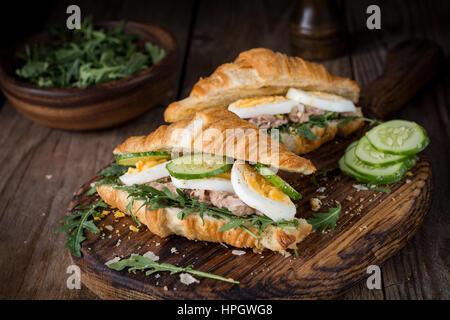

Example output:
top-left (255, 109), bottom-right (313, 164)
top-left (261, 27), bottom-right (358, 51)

top-left (170, 176), bottom-right (234, 193)
top-left (228, 100), bottom-right (298, 119)
top-left (230, 161), bottom-right (296, 222)
top-left (286, 88), bottom-right (357, 113)
top-left (119, 161), bottom-right (170, 186)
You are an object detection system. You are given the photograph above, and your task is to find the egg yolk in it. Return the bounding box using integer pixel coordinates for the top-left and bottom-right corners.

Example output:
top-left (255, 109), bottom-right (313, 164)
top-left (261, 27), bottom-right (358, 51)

top-left (127, 159), bottom-right (167, 174)
top-left (214, 171), bottom-right (231, 180)
top-left (230, 96), bottom-right (287, 108)
top-left (242, 165), bottom-right (291, 205)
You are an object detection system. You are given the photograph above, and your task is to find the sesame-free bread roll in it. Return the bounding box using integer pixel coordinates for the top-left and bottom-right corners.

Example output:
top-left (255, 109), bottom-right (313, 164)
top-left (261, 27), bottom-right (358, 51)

top-left (164, 48), bottom-right (360, 123)
top-left (114, 107), bottom-right (316, 175)
top-left (97, 185), bottom-right (312, 253)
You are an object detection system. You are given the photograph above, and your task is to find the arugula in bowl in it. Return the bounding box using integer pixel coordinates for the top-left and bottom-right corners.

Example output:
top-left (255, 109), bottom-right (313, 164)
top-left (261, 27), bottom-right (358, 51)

top-left (15, 18), bottom-right (166, 88)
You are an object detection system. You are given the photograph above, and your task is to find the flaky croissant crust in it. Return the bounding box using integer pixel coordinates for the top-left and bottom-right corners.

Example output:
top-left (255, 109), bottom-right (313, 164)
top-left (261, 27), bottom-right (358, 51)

top-left (114, 107), bottom-right (316, 174)
top-left (164, 48), bottom-right (360, 122)
top-left (97, 185), bottom-right (312, 253)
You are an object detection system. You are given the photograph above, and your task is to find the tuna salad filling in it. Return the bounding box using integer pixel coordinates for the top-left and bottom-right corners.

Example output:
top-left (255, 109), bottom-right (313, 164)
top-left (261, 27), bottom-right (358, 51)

top-left (248, 104), bottom-right (358, 130)
top-left (145, 178), bottom-right (262, 217)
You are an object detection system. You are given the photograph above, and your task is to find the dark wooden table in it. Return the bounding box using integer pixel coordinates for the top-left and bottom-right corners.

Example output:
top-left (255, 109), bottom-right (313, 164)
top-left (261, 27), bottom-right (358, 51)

top-left (0, 0), bottom-right (448, 300)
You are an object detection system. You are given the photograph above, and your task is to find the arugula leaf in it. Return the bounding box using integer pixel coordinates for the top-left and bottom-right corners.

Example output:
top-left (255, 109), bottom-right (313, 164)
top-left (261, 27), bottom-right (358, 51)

top-left (366, 184), bottom-right (391, 193)
top-left (98, 163), bottom-right (128, 177)
top-left (15, 18), bottom-right (166, 88)
top-left (145, 43), bottom-right (166, 64)
top-left (57, 199), bottom-right (107, 257)
top-left (107, 254), bottom-right (239, 284)
top-left (86, 163), bottom-right (128, 195)
top-left (307, 203), bottom-right (342, 233)
top-left (276, 113), bottom-right (381, 140)
top-left (115, 184), bottom-right (300, 238)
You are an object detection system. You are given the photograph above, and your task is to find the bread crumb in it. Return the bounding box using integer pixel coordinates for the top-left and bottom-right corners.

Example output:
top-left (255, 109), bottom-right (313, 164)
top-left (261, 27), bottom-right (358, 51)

top-left (179, 273), bottom-right (200, 285)
top-left (345, 195), bottom-right (353, 201)
top-left (105, 225), bottom-right (113, 231)
top-left (310, 198), bottom-right (322, 211)
top-left (231, 249), bottom-right (246, 256)
top-left (105, 256), bottom-right (121, 266)
top-left (280, 250), bottom-right (291, 258)
top-left (353, 184), bottom-right (369, 192)
top-left (171, 247), bottom-right (179, 254)
top-left (316, 187), bottom-right (326, 193)
top-left (115, 239), bottom-right (121, 247)
top-left (163, 286), bottom-right (168, 291)
top-left (406, 179), bottom-right (411, 184)
top-left (143, 251), bottom-right (159, 262)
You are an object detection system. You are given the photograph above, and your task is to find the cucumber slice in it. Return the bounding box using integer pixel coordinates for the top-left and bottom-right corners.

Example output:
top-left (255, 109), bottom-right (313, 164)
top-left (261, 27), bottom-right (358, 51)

top-left (355, 136), bottom-right (408, 167)
top-left (166, 153), bottom-right (232, 180)
top-left (251, 163), bottom-right (302, 200)
top-left (344, 143), bottom-right (418, 185)
top-left (339, 156), bottom-right (374, 184)
top-left (366, 120), bottom-right (429, 155)
top-left (116, 151), bottom-right (171, 166)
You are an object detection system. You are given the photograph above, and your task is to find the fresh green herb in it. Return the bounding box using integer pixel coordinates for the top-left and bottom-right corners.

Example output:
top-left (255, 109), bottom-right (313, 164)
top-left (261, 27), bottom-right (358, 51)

top-left (276, 112), bottom-right (341, 140)
top-left (307, 203), bottom-right (342, 233)
top-left (294, 248), bottom-right (299, 258)
top-left (57, 199), bottom-right (107, 257)
top-left (107, 254), bottom-right (239, 284)
top-left (338, 116), bottom-right (382, 128)
top-left (16, 18), bottom-right (165, 88)
top-left (275, 112), bottom-right (381, 140)
top-left (366, 184), bottom-right (391, 193)
top-left (115, 184), bottom-right (300, 238)
top-left (86, 163), bottom-right (128, 195)
top-left (311, 167), bottom-right (338, 186)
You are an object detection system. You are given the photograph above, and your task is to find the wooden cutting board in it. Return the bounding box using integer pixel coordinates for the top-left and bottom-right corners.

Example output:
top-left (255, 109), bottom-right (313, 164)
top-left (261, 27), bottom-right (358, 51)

top-left (67, 40), bottom-right (440, 299)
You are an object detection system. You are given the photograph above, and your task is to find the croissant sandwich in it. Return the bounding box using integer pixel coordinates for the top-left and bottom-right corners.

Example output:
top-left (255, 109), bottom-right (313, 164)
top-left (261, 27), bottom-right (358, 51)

top-left (97, 108), bottom-right (315, 254)
top-left (164, 48), bottom-right (365, 154)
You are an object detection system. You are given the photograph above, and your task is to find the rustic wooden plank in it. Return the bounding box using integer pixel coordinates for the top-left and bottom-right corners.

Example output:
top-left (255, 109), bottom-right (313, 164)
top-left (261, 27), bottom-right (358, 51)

top-left (0, 0), bottom-right (196, 299)
top-left (66, 0), bottom-right (432, 300)
top-left (0, 0), bottom-right (448, 300)
top-left (179, 0), bottom-right (384, 300)
top-left (68, 137), bottom-right (432, 299)
top-left (345, 0), bottom-right (449, 299)
top-left (179, 0), bottom-right (297, 98)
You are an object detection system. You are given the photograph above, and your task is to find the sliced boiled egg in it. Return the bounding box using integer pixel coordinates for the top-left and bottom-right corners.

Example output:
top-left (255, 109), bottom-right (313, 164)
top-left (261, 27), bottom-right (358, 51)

top-left (230, 161), bottom-right (296, 221)
top-left (170, 172), bottom-right (234, 193)
top-left (119, 159), bottom-right (170, 185)
top-left (286, 88), bottom-right (357, 113)
top-left (228, 96), bottom-right (298, 119)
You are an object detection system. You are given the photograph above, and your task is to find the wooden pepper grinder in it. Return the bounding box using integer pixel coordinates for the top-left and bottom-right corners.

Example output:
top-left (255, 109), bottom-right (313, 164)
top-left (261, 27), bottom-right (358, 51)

top-left (290, 0), bottom-right (347, 60)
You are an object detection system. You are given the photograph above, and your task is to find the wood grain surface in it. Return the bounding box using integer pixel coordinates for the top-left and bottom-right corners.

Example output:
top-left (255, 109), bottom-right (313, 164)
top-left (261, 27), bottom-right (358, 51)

top-left (68, 138), bottom-right (432, 299)
top-left (0, 0), bottom-right (448, 300)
